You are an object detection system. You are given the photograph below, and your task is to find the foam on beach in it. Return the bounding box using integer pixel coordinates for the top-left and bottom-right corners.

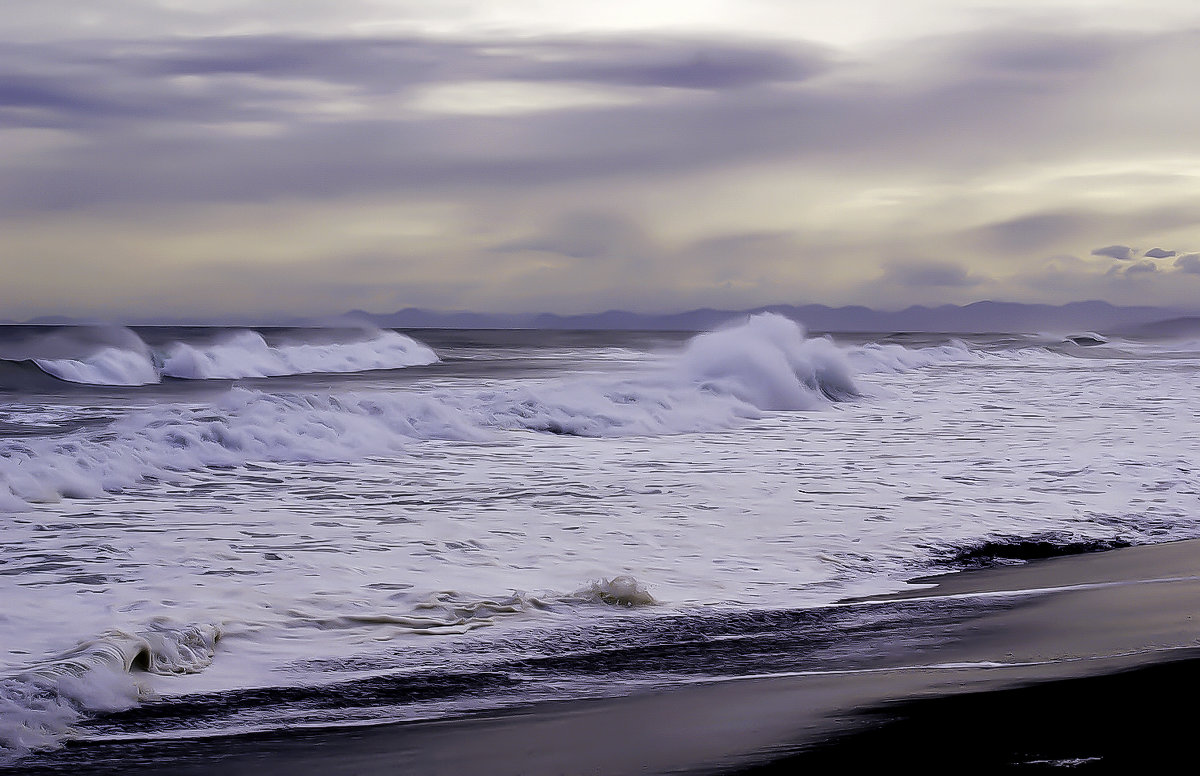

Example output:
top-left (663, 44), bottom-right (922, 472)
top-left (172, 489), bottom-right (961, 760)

top-left (0, 622), bottom-right (219, 762)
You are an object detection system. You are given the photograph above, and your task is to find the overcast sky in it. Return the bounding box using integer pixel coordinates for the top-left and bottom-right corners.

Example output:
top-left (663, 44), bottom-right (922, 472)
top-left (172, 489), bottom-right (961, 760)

top-left (3, 0), bottom-right (1200, 320)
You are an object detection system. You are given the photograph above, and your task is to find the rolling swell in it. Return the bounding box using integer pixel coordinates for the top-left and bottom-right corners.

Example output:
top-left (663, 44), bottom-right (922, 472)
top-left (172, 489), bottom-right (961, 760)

top-left (0, 360), bottom-right (95, 393)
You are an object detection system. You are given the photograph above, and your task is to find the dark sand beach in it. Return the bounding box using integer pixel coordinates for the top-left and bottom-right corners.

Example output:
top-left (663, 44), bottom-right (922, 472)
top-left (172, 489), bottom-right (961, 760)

top-left (20, 538), bottom-right (1200, 775)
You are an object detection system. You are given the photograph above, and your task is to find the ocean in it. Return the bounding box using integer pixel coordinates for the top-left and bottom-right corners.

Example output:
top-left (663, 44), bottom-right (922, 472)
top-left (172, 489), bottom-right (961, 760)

top-left (2, 313), bottom-right (1199, 771)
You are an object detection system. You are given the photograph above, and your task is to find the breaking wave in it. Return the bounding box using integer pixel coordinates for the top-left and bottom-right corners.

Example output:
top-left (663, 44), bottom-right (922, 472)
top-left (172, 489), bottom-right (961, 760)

top-left (35, 347), bottom-right (161, 387)
top-left (159, 330), bottom-right (437, 380)
top-left (0, 622), bottom-right (219, 762)
top-left (0, 577), bottom-right (649, 760)
top-left (680, 313), bottom-right (858, 408)
top-left (0, 327), bottom-right (437, 387)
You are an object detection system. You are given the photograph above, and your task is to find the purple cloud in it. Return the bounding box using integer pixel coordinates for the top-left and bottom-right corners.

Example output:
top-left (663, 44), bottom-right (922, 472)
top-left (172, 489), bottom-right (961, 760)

top-left (1125, 260), bottom-right (1158, 275)
top-left (493, 212), bottom-right (650, 260)
top-left (882, 261), bottom-right (981, 288)
top-left (3, 26), bottom-right (1200, 225)
top-left (1091, 245), bottom-right (1135, 260)
top-left (972, 211), bottom-right (1094, 253)
top-left (1174, 254), bottom-right (1200, 274)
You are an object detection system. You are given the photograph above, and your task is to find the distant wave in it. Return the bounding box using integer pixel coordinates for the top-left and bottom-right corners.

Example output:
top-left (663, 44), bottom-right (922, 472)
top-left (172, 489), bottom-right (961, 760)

top-left (0, 325), bottom-right (160, 387)
top-left (0, 327), bottom-right (438, 387)
top-left (845, 341), bottom-right (978, 372)
top-left (35, 346), bottom-right (161, 386)
top-left (847, 339), bottom-right (1092, 373)
top-left (159, 330), bottom-right (437, 380)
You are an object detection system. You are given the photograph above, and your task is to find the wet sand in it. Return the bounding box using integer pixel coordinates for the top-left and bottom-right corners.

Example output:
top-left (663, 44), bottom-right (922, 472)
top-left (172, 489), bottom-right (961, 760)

top-left (27, 539), bottom-right (1200, 774)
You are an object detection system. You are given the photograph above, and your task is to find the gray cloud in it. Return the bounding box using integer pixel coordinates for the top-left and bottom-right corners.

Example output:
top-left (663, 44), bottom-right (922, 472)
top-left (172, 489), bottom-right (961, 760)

top-left (1091, 245), bottom-right (1135, 260)
top-left (881, 261), bottom-right (981, 288)
top-left (1106, 259), bottom-right (1159, 277)
top-left (683, 231), bottom-right (797, 261)
top-left (972, 211), bottom-right (1096, 254)
top-left (518, 42), bottom-right (828, 89)
top-left (967, 209), bottom-right (1200, 259)
top-left (494, 212), bottom-right (652, 260)
top-left (1124, 259), bottom-right (1159, 275)
top-left (5, 19), bottom-right (1200, 317)
top-left (1175, 254), bottom-right (1200, 274)
top-left (3, 27), bottom-right (1200, 213)
top-left (961, 30), bottom-right (1120, 76)
top-left (141, 35), bottom-right (831, 91)
top-left (0, 34), bottom-right (828, 128)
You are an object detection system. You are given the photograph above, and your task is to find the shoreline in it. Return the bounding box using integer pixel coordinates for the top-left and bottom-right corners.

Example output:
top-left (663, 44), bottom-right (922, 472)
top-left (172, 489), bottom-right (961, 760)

top-left (16, 538), bottom-right (1200, 774)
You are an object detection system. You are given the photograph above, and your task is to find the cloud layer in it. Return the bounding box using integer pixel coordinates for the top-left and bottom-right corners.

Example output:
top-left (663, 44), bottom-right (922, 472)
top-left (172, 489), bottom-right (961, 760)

top-left (3, 3), bottom-right (1200, 319)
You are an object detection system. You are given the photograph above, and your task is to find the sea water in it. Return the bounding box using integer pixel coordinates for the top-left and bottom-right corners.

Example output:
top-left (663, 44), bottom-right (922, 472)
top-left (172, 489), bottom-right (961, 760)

top-left (2, 314), bottom-right (1199, 768)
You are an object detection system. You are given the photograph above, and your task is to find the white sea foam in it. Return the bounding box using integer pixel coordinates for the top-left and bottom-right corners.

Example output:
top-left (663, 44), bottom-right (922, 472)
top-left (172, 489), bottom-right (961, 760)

top-left (160, 329), bottom-right (438, 379)
top-left (297, 576), bottom-right (656, 637)
top-left (10, 327), bottom-right (438, 386)
top-left (845, 340), bottom-right (1086, 374)
top-left (680, 314), bottom-right (858, 408)
top-left (846, 341), bottom-right (978, 373)
top-left (34, 346), bottom-right (160, 386)
top-left (0, 388), bottom-right (484, 505)
top-left (0, 623), bottom-right (218, 760)
top-left (571, 575), bottom-right (657, 607)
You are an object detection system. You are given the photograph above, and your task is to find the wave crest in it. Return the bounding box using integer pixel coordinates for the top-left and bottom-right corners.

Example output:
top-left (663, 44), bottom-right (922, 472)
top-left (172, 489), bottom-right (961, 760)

top-left (160, 330), bottom-right (437, 380)
top-left (0, 622), bottom-right (219, 761)
top-left (681, 314), bottom-right (858, 408)
top-left (2, 327), bottom-right (438, 387)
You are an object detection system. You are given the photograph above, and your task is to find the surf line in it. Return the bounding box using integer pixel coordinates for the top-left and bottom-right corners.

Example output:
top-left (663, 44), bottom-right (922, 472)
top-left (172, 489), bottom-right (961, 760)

top-left (675, 643), bottom-right (1200, 687)
top-left (837, 573), bottom-right (1200, 607)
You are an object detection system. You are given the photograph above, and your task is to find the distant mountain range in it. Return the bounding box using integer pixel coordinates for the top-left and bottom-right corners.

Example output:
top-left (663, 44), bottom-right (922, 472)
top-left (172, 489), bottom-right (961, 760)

top-left (343, 300), bottom-right (1193, 334)
top-left (8, 301), bottom-right (1196, 333)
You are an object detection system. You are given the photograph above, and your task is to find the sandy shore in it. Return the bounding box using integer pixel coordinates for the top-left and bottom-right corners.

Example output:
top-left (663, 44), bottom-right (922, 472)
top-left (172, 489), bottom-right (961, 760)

top-left (24, 539), bottom-right (1200, 774)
